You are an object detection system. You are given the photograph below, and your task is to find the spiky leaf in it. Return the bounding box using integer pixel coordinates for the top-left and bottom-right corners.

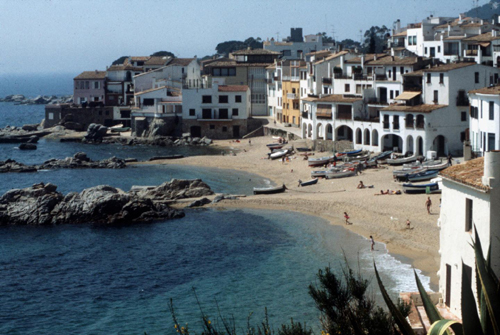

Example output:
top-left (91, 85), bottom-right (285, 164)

top-left (474, 229), bottom-right (500, 335)
top-left (461, 262), bottom-right (483, 335)
top-left (374, 262), bottom-right (415, 335)
top-left (414, 269), bottom-right (442, 324)
top-left (427, 320), bottom-right (463, 335)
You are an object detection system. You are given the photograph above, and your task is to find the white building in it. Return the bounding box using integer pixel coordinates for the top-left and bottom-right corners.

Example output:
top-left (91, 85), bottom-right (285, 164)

top-left (469, 85), bottom-right (500, 153)
top-left (438, 151), bottom-right (500, 318)
top-left (263, 28), bottom-right (334, 60)
top-left (182, 83), bottom-right (250, 139)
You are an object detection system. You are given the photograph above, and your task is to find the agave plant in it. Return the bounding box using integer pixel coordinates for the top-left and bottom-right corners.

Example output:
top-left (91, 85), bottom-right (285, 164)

top-left (374, 229), bottom-right (500, 335)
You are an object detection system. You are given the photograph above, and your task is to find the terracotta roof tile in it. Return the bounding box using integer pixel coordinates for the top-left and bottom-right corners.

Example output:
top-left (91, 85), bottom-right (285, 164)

top-left (345, 53), bottom-right (388, 64)
top-left (130, 56), bottom-right (150, 61)
top-left (231, 49), bottom-right (280, 55)
top-left (463, 32), bottom-right (500, 42)
top-left (167, 58), bottom-right (196, 66)
top-left (404, 62), bottom-right (475, 76)
top-left (469, 85), bottom-right (500, 95)
top-left (381, 104), bottom-right (447, 113)
top-left (74, 71), bottom-right (107, 80)
top-left (144, 56), bottom-right (171, 66)
top-left (302, 94), bottom-right (363, 103)
top-left (218, 85), bottom-right (249, 92)
top-left (440, 157), bottom-right (488, 191)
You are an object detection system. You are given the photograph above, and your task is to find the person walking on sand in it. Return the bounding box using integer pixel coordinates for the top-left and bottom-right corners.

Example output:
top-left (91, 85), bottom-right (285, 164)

top-left (370, 236), bottom-right (375, 251)
top-left (447, 153), bottom-right (453, 166)
top-left (344, 212), bottom-right (351, 225)
top-left (406, 219), bottom-right (411, 229)
top-left (426, 197), bottom-right (432, 214)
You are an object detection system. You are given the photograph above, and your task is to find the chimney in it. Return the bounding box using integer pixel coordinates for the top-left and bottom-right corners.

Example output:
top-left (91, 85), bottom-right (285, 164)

top-left (459, 13), bottom-right (464, 22)
top-left (482, 151), bottom-right (500, 189)
top-left (391, 55), bottom-right (395, 61)
top-left (390, 48), bottom-right (395, 56)
top-left (95, 70), bottom-right (98, 73)
top-left (374, 54), bottom-right (378, 61)
top-left (361, 54), bottom-right (365, 65)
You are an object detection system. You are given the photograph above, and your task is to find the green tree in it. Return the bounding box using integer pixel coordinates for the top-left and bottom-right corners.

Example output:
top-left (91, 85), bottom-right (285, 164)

top-left (362, 26), bottom-right (389, 53)
top-left (338, 38), bottom-right (362, 50)
top-left (215, 37), bottom-right (263, 56)
top-left (111, 56), bottom-right (129, 65)
top-left (317, 32), bottom-right (335, 44)
top-left (150, 50), bottom-right (175, 58)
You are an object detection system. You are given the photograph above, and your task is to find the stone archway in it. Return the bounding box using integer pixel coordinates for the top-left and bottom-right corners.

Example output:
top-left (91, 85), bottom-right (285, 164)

top-left (316, 123), bottom-right (323, 139)
top-left (355, 128), bottom-right (362, 144)
top-left (406, 135), bottom-right (414, 155)
top-left (372, 129), bottom-right (379, 146)
top-left (364, 129), bottom-right (370, 145)
top-left (382, 134), bottom-right (403, 152)
top-left (433, 135), bottom-right (447, 157)
top-left (326, 124), bottom-right (333, 140)
top-left (416, 136), bottom-right (424, 156)
top-left (336, 125), bottom-right (353, 141)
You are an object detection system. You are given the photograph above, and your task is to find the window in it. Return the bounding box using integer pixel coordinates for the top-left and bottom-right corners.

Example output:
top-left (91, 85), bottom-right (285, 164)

top-left (465, 198), bottom-right (473, 232)
top-left (219, 108), bottom-right (228, 119)
top-left (439, 73), bottom-right (444, 84)
top-left (143, 98), bottom-right (154, 106)
top-left (98, 110), bottom-right (102, 115)
top-left (94, 81), bottom-right (100, 89)
top-left (251, 93), bottom-right (266, 104)
top-left (105, 110), bottom-right (109, 116)
top-left (461, 131), bottom-right (466, 142)
top-left (202, 108), bottom-right (211, 119)
top-left (438, 46), bottom-right (441, 53)
top-left (209, 124), bottom-right (215, 130)
top-left (433, 90), bottom-right (438, 103)
top-left (393, 115), bottom-right (400, 130)
top-left (475, 72), bottom-right (479, 84)
top-left (395, 90), bottom-right (400, 97)
top-left (390, 90), bottom-right (394, 99)
top-left (388, 70), bottom-right (392, 79)
top-left (490, 101), bottom-right (495, 120)
top-left (345, 84), bottom-right (350, 92)
top-left (293, 101), bottom-right (299, 109)
top-left (235, 95), bottom-right (242, 103)
top-left (222, 126), bottom-right (227, 132)
top-left (219, 95), bottom-right (228, 103)
top-left (461, 111), bottom-right (467, 122)
top-left (202, 95), bottom-right (212, 103)
top-left (324, 87), bottom-right (329, 94)
top-left (427, 73), bottom-right (431, 83)
top-left (383, 114), bottom-right (390, 129)
top-left (232, 108), bottom-right (238, 116)
top-left (189, 109), bottom-right (195, 116)
top-left (425, 47), bottom-right (428, 54)
top-left (400, 67), bottom-right (404, 74)
top-left (182, 68), bottom-right (184, 74)
top-left (85, 81), bottom-right (90, 89)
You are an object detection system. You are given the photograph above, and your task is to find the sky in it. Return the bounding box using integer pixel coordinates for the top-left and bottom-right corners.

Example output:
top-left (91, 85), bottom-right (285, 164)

top-left (0, 0), bottom-right (486, 76)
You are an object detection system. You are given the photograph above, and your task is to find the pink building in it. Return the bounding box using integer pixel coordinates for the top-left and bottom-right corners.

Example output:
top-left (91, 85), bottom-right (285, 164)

top-left (74, 71), bottom-right (107, 105)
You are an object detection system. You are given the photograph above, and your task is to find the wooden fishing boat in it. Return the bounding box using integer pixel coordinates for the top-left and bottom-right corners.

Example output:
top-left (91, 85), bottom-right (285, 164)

top-left (296, 147), bottom-right (312, 152)
top-left (299, 178), bottom-right (318, 186)
top-left (422, 160), bottom-right (449, 171)
top-left (393, 167), bottom-right (426, 178)
top-left (253, 184), bottom-right (286, 195)
top-left (266, 143), bottom-right (284, 150)
top-left (325, 169), bottom-right (356, 179)
top-left (366, 151), bottom-right (392, 166)
top-left (402, 182), bottom-right (441, 194)
top-left (398, 169), bottom-right (439, 182)
top-left (269, 149), bottom-right (289, 160)
top-left (386, 155), bottom-right (421, 166)
top-left (335, 149), bottom-right (362, 157)
top-left (308, 155), bottom-right (335, 167)
top-left (342, 152), bottom-right (370, 162)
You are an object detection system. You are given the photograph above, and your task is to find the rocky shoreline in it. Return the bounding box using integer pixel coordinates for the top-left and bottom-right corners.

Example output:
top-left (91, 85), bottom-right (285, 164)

top-left (0, 152), bottom-right (126, 173)
top-left (0, 94), bottom-right (73, 105)
top-left (0, 179), bottom-right (214, 225)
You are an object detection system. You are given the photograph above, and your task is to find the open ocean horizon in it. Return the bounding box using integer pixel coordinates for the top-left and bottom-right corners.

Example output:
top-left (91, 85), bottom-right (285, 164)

top-left (0, 74), bottom-right (431, 334)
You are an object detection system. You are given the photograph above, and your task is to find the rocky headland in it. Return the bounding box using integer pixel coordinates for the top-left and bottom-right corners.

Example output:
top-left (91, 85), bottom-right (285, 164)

top-left (0, 179), bottom-right (214, 225)
top-left (0, 152), bottom-right (126, 173)
top-left (0, 94), bottom-right (73, 105)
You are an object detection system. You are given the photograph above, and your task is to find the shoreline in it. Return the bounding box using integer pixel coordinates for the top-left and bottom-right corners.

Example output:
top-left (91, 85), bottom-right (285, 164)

top-left (134, 136), bottom-right (442, 288)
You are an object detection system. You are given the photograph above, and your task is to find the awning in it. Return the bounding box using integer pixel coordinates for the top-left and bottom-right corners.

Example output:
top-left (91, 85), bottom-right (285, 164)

top-left (395, 91), bottom-right (421, 100)
top-left (479, 42), bottom-right (491, 48)
top-left (317, 104), bottom-right (332, 118)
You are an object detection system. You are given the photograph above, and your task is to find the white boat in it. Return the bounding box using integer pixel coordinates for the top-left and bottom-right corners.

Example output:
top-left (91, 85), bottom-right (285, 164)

top-left (422, 160), bottom-right (449, 171)
top-left (342, 152), bottom-right (371, 162)
top-left (269, 149), bottom-right (289, 160)
top-left (386, 155), bottom-right (421, 165)
top-left (403, 182), bottom-right (441, 194)
top-left (393, 167), bottom-right (426, 177)
top-left (325, 169), bottom-right (356, 179)
top-left (308, 155), bottom-right (335, 167)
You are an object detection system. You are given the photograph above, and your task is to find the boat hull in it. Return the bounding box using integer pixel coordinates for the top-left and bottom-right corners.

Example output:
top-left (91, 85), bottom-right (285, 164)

top-left (253, 185), bottom-right (286, 195)
top-left (402, 182), bottom-right (441, 194)
top-left (300, 178), bottom-right (318, 186)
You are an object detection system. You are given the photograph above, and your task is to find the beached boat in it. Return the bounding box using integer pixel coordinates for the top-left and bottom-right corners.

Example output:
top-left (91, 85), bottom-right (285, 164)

top-left (296, 147), bottom-right (312, 152)
top-left (299, 178), bottom-right (318, 186)
top-left (366, 151), bottom-right (392, 166)
top-left (422, 160), bottom-right (449, 171)
top-left (342, 152), bottom-right (370, 162)
top-left (310, 169), bottom-right (329, 178)
top-left (253, 184), bottom-right (286, 195)
top-left (399, 169), bottom-right (439, 182)
top-left (269, 149), bottom-right (289, 160)
top-left (266, 143), bottom-right (284, 150)
top-left (402, 182), bottom-right (441, 194)
top-left (308, 155), bottom-right (335, 167)
top-left (386, 155), bottom-right (421, 166)
top-left (335, 149), bottom-right (362, 157)
top-left (392, 166), bottom-right (425, 177)
top-left (325, 169), bottom-right (356, 179)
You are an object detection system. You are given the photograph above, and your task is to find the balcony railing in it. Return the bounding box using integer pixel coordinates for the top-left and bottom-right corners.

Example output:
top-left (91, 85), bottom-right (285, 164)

top-left (375, 75), bottom-right (388, 81)
top-left (287, 93), bottom-right (296, 99)
top-left (301, 111), bottom-right (308, 119)
top-left (456, 96), bottom-right (470, 107)
top-left (336, 112), bottom-right (352, 120)
top-left (466, 50), bottom-right (478, 56)
top-left (416, 122), bottom-right (425, 129)
top-left (334, 73), bottom-right (349, 79)
top-left (353, 74), bottom-right (369, 80)
top-left (322, 77), bottom-right (332, 84)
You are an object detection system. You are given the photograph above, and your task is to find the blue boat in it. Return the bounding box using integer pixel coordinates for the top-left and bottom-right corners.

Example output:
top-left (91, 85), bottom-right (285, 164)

top-left (397, 169), bottom-right (439, 182)
top-left (299, 178), bottom-right (318, 187)
top-left (336, 149), bottom-right (362, 157)
top-left (402, 182), bottom-right (441, 194)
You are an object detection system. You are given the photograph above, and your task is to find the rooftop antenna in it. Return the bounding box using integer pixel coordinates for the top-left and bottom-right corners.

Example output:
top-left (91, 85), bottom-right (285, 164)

top-left (330, 24), bottom-right (336, 43)
top-left (473, 0), bottom-right (479, 19)
top-left (428, 11), bottom-right (436, 17)
top-left (276, 32), bottom-right (280, 41)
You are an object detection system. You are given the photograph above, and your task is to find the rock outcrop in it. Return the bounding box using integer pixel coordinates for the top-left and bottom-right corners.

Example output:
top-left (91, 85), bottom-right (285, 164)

top-left (0, 152), bottom-right (126, 173)
top-left (0, 94), bottom-right (73, 105)
top-left (0, 179), bottom-right (213, 225)
top-left (84, 123), bottom-right (109, 142)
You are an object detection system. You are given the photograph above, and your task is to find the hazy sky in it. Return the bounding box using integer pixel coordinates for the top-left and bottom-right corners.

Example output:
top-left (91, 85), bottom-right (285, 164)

top-left (0, 0), bottom-right (483, 75)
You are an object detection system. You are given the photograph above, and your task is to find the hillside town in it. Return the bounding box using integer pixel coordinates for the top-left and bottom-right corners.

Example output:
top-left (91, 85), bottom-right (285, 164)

top-left (22, 10), bottom-right (500, 334)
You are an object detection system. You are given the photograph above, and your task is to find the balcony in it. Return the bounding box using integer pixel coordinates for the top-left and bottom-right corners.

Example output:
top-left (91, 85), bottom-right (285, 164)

top-left (456, 96), bottom-right (470, 107)
top-left (383, 121), bottom-right (390, 129)
top-left (267, 78), bottom-right (273, 84)
top-left (322, 77), bottom-right (332, 84)
top-left (353, 74), bottom-right (369, 81)
top-left (301, 111), bottom-right (308, 119)
top-left (334, 73), bottom-right (350, 79)
top-left (366, 98), bottom-right (389, 105)
top-left (375, 75), bottom-right (388, 81)
top-left (465, 50), bottom-right (478, 56)
top-left (416, 122), bottom-right (425, 129)
top-left (287, 93), bottom-right (296, 99)
top-left (336, 111), bottom-right (352, 120)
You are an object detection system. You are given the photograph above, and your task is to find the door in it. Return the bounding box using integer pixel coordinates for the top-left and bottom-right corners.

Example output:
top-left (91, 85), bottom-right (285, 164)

top-left (190, 126), bottom-right (201, 137)
top-left (392, 67), bottom-right (396, 81)
top-left (445, 264), bottom-right (451, 307)
top-left (379, 87), bottom-right (387, 104)
top-left (233, 125), bottom-right (240, 138)
top-left (488, 133), bottom-right (496, 151)
top-left (430, 47), bottom-right (436, 57)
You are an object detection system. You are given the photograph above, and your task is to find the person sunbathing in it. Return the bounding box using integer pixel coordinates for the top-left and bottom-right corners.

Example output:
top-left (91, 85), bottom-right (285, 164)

top-left (357, 181), bottom-right (374, 189)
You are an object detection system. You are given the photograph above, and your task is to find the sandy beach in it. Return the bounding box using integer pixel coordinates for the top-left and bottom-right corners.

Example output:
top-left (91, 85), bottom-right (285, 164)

top-left (137, 136), bottom-right (442, 287)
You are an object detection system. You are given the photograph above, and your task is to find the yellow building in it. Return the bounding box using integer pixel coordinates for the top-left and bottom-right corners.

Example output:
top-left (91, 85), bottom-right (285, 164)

top-left (280, 60), bottom-right (303, 126)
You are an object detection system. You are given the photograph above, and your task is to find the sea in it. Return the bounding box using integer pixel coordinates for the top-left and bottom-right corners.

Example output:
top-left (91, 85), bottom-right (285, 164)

top-left (0, 74), bottom-right (432, 334)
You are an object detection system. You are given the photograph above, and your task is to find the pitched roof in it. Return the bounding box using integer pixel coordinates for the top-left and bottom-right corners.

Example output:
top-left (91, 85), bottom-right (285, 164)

top-left (231, 49), bottom-right (280, 56)
top-left (367, 55), bottom-right (426, 66)
top-left (381, 104), bottom-right (447, 113)
top-left (469, 85), bottom-right (500, 95)
top-left (302, 94), bottom-right (363, 103)
top-left (167, 58), bottom-right (196, 66)
top-left (392, 31), bottom-right (407, 37)
top-left (135, 86), bottom-right (168, 96)
top-left (463, 31), bottom-right (500, 43)
top-left (144, 56), bottom-right (171, 66)
top-left (345, 54), bottom-right (388, 64)
top-left (306, 49), bottom-right (332, 57)
top-left (204, 60), bottom-right (272, 68)
top-left (440, 157), bottom-right (488, 191)
top-left (107, 64), bottom-right (143, 72)
top-left (130, 56), bottom-right (150, 62)
top-left (218, 85), bottom-right (249, 92)
top-left (74, 71), bottom-right (107, 80)
top-left (314, 51), bottom-right (350, 65)
top-left (404, 62), bottom-right (476, 76)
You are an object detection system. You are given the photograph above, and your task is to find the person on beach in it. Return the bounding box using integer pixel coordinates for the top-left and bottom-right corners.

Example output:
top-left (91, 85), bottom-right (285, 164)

top-left (406, 219), bottom-right (411, 229)
top-left (298, 179), bottom-right (302, 187)
top-left (370, 236), bottom-right (375, 251)
top-left (344, 212), bottom-right (351, 225)
top-left (447, 153), bottom-right (453, 166)
top-left (426, 197), bottom-right (432, 214)
top-left (358, 181), bottom-right (365, 189)
top-left (248, 139), bottom-right (251, 146)
top-left (355, 164), bottom-right (362, 175)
